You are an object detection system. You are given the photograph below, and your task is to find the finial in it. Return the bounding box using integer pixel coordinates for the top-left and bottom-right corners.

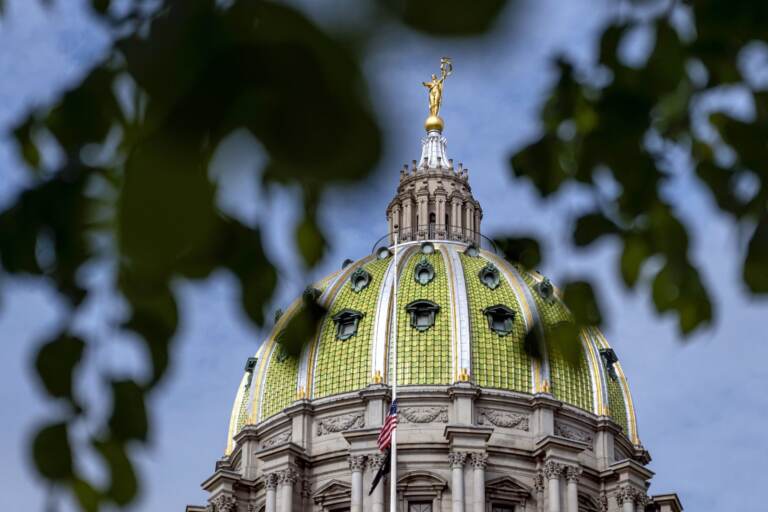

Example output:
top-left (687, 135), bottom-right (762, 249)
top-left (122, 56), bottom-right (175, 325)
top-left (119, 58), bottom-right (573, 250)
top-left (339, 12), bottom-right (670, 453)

top-left (458, 368), bottom-right (470, 382)
top-left (296, 386), bottom-right (306, 400)
top-left (373, 370), bottom-right (383, 384)
top-left (422, 57), bottom-right (452, 132)
top-left (541, 379), bottom-right (551, 394)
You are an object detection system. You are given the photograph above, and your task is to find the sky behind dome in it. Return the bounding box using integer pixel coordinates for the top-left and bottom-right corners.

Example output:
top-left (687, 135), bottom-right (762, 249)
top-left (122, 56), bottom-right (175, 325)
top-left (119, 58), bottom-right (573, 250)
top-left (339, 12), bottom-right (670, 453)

top-left (0, 1), bottom-right (766, 511)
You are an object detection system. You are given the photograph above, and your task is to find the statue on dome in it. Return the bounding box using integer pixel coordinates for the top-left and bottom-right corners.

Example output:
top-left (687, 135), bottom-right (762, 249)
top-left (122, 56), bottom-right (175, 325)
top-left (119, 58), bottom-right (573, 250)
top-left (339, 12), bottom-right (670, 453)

top-left (422, 57), bottom-right (452, 117)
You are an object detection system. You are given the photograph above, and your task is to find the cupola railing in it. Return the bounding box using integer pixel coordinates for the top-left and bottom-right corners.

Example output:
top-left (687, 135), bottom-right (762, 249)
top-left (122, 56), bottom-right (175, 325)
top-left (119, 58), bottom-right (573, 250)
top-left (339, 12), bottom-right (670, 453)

top-left (371, 224), bottom-right (499, 254)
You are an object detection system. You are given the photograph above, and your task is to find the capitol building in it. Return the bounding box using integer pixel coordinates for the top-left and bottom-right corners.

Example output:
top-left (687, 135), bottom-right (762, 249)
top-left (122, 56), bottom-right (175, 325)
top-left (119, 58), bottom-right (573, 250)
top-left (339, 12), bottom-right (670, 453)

top-left (187, 66), bottom-right (683, 512)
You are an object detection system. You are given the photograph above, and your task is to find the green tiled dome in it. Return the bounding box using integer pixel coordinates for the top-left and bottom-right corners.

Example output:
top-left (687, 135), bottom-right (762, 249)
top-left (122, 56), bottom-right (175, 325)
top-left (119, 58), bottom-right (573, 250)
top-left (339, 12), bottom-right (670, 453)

top-left (226, 241), bottom-right (639, 452)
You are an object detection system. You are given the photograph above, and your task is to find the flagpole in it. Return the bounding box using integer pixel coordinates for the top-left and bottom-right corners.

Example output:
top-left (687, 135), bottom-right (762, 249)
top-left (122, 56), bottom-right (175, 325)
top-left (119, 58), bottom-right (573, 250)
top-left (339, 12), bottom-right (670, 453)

top-left (389, 231), bottom-right (399, 512)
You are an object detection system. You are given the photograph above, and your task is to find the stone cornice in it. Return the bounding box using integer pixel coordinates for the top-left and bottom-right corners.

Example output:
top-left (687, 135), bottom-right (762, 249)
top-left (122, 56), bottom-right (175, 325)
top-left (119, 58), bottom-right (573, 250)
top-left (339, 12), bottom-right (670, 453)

top-left (283, 399), bottom-right (313, 417)
top-left (200, 469), bottom-right (241, 493)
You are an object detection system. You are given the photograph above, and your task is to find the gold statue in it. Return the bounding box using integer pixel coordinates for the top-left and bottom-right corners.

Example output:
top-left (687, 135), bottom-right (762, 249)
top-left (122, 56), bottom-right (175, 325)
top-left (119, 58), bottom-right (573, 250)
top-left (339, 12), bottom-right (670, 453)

top-left (422, 57), bottom-right (452, 131)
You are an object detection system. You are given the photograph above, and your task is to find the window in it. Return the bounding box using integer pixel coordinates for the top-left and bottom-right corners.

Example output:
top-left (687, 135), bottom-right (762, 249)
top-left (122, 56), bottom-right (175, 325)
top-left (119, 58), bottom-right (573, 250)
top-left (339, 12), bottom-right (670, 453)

top-left (464, 244), bottom-right (479, 257)
top-left (599, 348), bottom-right (619, 381)
top-left (409, 503), bottom-right (432, 512)
top-left (405, 300), bottom-right (440, 332)
top-left (414, 258), bottom-right (435, 285)
top-left (478, 263), bottom-right (500, 290)
top-left (492, 506), bottom-right (514, 512)
top-left (536, 278), bottom-right (555, 303)
top-left (332, 309), bottom-right (364, 340)
top-left (349, 268), bottom-right (371, 293)
top-left (483, 305), bottom-right (515, 336)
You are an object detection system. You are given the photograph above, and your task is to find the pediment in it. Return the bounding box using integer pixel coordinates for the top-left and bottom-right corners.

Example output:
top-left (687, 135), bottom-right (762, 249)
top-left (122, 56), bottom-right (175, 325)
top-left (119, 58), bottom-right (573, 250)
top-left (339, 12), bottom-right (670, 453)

top-left (486, 475), bottom-right (530, 499)
top-left (313, 479), bottom-right (351, 506)
top-left (397, 470), bottom-right (448, 493)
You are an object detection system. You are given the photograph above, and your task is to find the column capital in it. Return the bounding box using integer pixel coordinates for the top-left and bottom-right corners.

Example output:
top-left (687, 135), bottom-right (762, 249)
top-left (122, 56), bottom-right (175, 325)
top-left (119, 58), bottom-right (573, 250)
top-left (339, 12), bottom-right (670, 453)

top-left (533, 472), bottom-right (545, 494)
top-left (448, 451), bottom-right (468, 468)
top-left (565, 465), bottom-right (582, 482)
top-left (542, 460), bottom-right (564, 480)
top-left (349, 455), bottom-right (367, 472)
top-left (615, 484), bottom-right (641, 505)
top-left (367, 453), bottom-right (387, 472)
top-left (210, 494), bottom-right (237, 512)
top-left (470, 452), bottom-right (488, 469)
top-left (278, 468), bottom-right (299, 486)
top-left (264, 473), bottom-right (279, 490)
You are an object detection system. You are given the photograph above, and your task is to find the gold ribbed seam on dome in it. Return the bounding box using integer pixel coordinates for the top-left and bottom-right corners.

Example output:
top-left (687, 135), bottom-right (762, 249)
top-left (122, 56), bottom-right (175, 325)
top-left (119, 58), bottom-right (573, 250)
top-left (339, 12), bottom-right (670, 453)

top-left (592, 328), bottom-right (638, 443)
top-left (312, 257), bottom-right (391, 398)
top-left (518, 271), bottom-right (594, 413)
top-left (437, 244), bottom-right (462, 381)
top-left (460, 252), bottom-right (532, 392)
top-left (395, 249), bottom-right (452, 385)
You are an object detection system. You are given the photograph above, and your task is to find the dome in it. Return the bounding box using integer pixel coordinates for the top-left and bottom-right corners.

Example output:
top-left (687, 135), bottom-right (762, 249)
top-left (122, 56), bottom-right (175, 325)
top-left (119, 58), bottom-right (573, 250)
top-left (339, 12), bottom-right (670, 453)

top-left (226, 241), bottom-right (639, 453)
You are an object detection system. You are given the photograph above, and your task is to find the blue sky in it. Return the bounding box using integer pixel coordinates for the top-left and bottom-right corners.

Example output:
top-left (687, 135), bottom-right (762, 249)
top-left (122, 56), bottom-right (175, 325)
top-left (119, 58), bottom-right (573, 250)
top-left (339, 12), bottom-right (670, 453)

top-left (1, 1), bottom-right (766, 510)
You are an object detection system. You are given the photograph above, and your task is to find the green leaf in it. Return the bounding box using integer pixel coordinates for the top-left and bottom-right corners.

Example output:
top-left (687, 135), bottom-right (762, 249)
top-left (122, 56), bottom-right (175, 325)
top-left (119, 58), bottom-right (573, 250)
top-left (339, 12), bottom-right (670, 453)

top-left (73, 477), bottom-right (101, 512)
top-left (562, 280), bottom-right (603, 326)
top-left (93, 439), bottom-right (138, 505)
top-left (108, 380), bottom-right (148, 442)
top-left (510, 134), bottom-right (567, 197)
top-left (32, 422), bottom-right (73, 481)
top-left (619, 234), bottom-right (650, 287)
top-left (34, 333), bottom-right (85, 402)
top-left (548, 321), bottom-right (584, 367)
top-left (573, 212), bottom-right (617, 246)
top-left (382, 0), bottom-right (507, 36)
top-left (494, 236), bottom-right (542, 269)
top-left (12, 118), bottom-right (41, 170)
top-left (744, 216), bottom-right (768, 293)
top-left (296, 212), bottom-right (326, 268)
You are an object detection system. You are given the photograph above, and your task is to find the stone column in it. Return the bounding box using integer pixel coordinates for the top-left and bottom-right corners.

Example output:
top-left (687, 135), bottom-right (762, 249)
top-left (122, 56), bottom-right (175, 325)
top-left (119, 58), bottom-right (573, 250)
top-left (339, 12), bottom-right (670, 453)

top-left (542, 461), bottom-right (563, 512)
top-left (367, 454), bottom-right (386, 512)
top-left (349, 455), bottom-right (366, 512)
top-left (265, 473), bottom-right (278, 512)
top-left (565, 466), bottom-right (581, 512)
top-left (470, 452), bottom-right (488, 512)
top-left (448, 452), bottom-right (467, 512)
top-left (278, 468), bottom-right (298, 512)
top-left (616, 485), bottom-right (636, 512)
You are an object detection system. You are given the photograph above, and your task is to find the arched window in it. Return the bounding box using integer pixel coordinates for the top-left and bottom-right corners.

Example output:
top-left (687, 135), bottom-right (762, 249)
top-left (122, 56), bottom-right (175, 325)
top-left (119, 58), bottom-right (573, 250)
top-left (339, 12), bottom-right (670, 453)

top-left (483, 305), bottom-right (515, 336)
top-left (405, 300), bottom-right (440, 332)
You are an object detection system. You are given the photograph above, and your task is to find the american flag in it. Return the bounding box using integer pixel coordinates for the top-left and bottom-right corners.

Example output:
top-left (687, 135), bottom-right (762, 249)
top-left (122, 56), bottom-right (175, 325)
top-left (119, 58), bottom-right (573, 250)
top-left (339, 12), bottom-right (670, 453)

top-left (377, 400), bottom-right (398, 452)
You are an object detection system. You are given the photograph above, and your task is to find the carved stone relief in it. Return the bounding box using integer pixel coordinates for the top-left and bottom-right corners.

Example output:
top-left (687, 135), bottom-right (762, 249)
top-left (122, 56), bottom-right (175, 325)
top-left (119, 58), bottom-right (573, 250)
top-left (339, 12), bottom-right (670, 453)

top-left (261, 430), bottom-right (291, 449)
top-left (554, 421), bottom-right (594, 448)
top-left (316, 412), bottom-right (364, 436)
top-left (399, 406), bottom-right (448, 423)
top-left (477, 408), bottom-right (529, 431)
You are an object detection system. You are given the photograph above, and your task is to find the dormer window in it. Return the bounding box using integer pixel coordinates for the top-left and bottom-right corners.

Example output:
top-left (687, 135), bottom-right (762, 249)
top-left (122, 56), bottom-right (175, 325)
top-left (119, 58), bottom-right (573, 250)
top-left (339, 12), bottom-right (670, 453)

top-left (483, 305), bottom-right (515, 336)
top-left (349, 268), bottom-right (371, 293)
top-left (478, 263), bottom-right (501, 290)
top-left (333, 309), bottom-right (364, 340)
top-left (414, 258), bottom-right (435, 286)
top-left (464, 244), bottom-right (480, 257)
top-left (599, 348), bottom-right (619, 381)
top-left (405, 300), bottom-right (440, 332)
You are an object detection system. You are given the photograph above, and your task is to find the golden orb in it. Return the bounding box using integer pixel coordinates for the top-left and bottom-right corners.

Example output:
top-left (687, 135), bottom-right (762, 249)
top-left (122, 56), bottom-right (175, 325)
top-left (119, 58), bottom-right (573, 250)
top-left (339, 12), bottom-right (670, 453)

top-left (424, 115), bottom-right (444, 132)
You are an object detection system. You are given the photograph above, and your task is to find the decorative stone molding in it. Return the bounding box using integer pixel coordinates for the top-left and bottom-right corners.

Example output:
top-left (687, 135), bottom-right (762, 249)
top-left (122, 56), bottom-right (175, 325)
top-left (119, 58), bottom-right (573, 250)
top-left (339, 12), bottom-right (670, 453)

top-left (477, 408), bottom-right (529, 431)
top-left (448, 451), bottom-right (467, 468)
top-left (367, 453), bottom-right (386, 472)
top-left (247, 504), bottom-right (258, 512)
top-left (316, 413), bottom-right (364, 436)
top-left (301, 478), bottom-right (313, 499)
top-left (542, 460), bottom-right (564, 480)
top-left (210, 494), bottom-right (237, 512)
top-left (533, 472), bottom-right (545, 494)
top-left (261, 430), bottom-right (291, 449)
top-left (400, 406), bottom-right (448, 423)
top-left (554, 422), bottom-right (593, 448)
top-left (348, 455), bottom-right (367, 471)
top-left (265, 472), bottom-right (279, 490)
top-left (636, 492), bottom-right (650, 507)
top-left (565, 465), bottom-right (582, 482)
top-left (615, 485), bottom-right (639, 505)
top-left (278, 468), bottom-right (299, 486)
top-left (470, 452), bottom-right (488, 469)
top-left (599, 493), bottom-right (608, 512)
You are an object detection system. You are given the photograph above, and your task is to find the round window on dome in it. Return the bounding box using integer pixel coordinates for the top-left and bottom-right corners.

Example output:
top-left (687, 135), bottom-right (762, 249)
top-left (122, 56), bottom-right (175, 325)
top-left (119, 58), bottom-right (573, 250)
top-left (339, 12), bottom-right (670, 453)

top-left (414, 258), bottom-right (435, 285)
top-left (420, 241), bottom-right (435, 254)
top-left (349, 268), bottom-right (371, 293)
top-left (478, 263), bottom-right (500, 290)
top-left (464, 244), bottom-right (480, 257)
top-left (377, 247), bottom-right (392, 260)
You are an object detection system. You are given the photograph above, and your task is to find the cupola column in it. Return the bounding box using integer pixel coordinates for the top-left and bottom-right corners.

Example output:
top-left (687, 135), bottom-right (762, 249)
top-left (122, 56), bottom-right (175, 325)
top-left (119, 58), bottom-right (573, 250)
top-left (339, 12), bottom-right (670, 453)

top-left (542, 461), bottom-right (563, 512)
top-left (265, 473), bottom-right (278, 512)
top-left (565, 466), bottom-right (581, 512)
top-left (448, 451), bottom-right (467, 512)
top-left (349, 455), bottom-right (366, 512)
top-left (470, 452), bottom-right (488, 512)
